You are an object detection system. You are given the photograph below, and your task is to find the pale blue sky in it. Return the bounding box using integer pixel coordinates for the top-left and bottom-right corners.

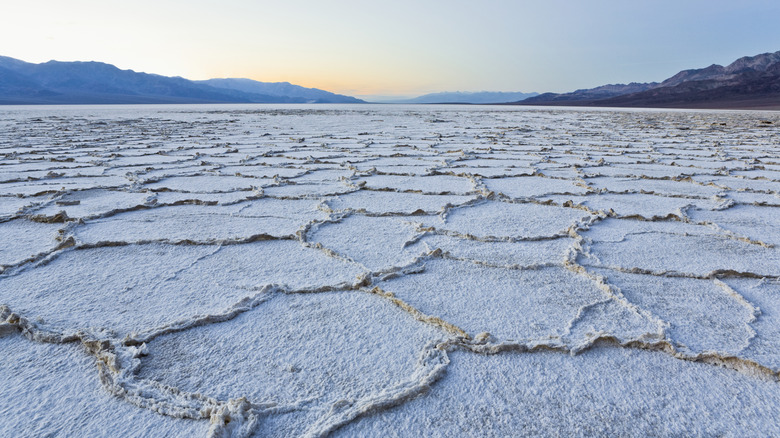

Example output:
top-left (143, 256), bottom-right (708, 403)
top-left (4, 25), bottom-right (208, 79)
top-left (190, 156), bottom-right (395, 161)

top-left (2, 0), bottom-right (779, 98)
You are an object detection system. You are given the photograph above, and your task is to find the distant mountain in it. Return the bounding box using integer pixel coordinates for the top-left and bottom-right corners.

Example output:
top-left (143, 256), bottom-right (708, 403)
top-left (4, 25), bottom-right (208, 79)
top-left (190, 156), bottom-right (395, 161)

top-left (388, 91), bottom-right (538, 104)
top-left (198, 78), bottom-right (362, 103)
top-left (518, 50), bottom-right (780, 109)
top-left (523, 82), bottom-right (658, 104)
top-left (0, 56), bottom-right (364, 105)
top-left (660, 51), bottom-right (780, 87)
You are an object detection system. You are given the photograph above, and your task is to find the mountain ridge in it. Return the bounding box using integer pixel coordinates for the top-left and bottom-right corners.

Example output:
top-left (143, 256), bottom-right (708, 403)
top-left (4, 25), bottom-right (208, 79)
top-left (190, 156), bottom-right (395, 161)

top-left (198, 78), bottom-right (362, 103)
top-left (0, 56), bottom-right (364, 105)
top-left (518, 50), bottom-right (780, 109)
top-left (386, 91), bottom-right (538, 104)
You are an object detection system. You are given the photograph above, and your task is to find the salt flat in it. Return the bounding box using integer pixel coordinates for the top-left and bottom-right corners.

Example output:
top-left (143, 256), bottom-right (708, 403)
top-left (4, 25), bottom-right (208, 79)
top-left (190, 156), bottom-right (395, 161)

top-left (1, 104), bottom-right (779, 437)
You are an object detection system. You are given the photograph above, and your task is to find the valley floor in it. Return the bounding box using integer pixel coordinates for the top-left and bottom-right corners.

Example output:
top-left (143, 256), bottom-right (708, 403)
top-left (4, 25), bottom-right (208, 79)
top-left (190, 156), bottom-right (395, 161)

top-left (1, 104), bottom-right (779, 437)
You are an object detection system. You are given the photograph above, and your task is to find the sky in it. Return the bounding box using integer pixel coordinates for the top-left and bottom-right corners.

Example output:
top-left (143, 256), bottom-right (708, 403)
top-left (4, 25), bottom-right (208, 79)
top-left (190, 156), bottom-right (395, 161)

top-left (2, 0), bottom-right (780, 99)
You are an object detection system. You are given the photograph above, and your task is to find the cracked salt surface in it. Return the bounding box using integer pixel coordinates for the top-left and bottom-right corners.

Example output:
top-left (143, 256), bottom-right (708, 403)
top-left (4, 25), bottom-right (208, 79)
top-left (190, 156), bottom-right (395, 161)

top-left (484, 175), bottom-right (590, 198)
top-left (138, 291), bottom-right (445, 437)
top-left (0, 219), bottom-right (64, 270)
top-left (581, 219), bottom-right (780, 277)
top-left (377, 259), bottom-right (605, 342)
top-left (0, 330), bottom-right (208, 437)
top-left (431, 200), bottom-right (593, 240)
top-left (1, 104), bottom-right (780, 437)
top-left (323, 190), bottom-right (476, 215)
top-left (337, 348), bottom-right (780, 437)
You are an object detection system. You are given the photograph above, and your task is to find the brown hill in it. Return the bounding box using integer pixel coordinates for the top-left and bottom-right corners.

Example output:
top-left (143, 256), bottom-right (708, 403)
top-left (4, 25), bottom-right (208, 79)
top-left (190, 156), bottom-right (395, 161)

top-left (518, 51), bottom-right (780, 110)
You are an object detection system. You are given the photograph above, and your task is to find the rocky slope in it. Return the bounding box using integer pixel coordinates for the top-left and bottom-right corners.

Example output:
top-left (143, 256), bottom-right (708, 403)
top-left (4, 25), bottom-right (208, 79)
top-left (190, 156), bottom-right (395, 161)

top-left (520, 50), bottom-right (780, 109)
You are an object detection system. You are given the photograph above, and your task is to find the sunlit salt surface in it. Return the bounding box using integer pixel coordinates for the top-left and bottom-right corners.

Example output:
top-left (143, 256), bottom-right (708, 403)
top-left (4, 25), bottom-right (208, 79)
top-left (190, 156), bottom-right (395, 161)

top-left (1, 104), bottom-right (779, 437)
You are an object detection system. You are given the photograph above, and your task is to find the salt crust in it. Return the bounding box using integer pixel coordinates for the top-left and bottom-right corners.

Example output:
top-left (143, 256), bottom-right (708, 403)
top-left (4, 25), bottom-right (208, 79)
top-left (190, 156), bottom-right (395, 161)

top-left (1, 106), bottom-right (779, 436)
top-left (0, 332), bottom-right (207, 437)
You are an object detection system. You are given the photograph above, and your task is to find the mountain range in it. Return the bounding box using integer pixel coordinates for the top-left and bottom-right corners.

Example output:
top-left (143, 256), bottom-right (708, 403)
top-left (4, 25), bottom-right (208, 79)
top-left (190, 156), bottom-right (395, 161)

top-left (0, 56), bottom-right (363, 104)
top-left (2, 51), bottom-right (779, 108)
top-left (384, 91), bottom-right (538, 104)
top-left (518, 50), bottom-right (780, 109)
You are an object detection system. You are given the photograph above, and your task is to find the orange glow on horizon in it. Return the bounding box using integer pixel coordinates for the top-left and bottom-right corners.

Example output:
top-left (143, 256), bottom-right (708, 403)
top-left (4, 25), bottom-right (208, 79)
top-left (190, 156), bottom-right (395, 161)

top-left (3, 1), bottom-right (779, 99)
top-left (198, 65), bottom-right (442, 97)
